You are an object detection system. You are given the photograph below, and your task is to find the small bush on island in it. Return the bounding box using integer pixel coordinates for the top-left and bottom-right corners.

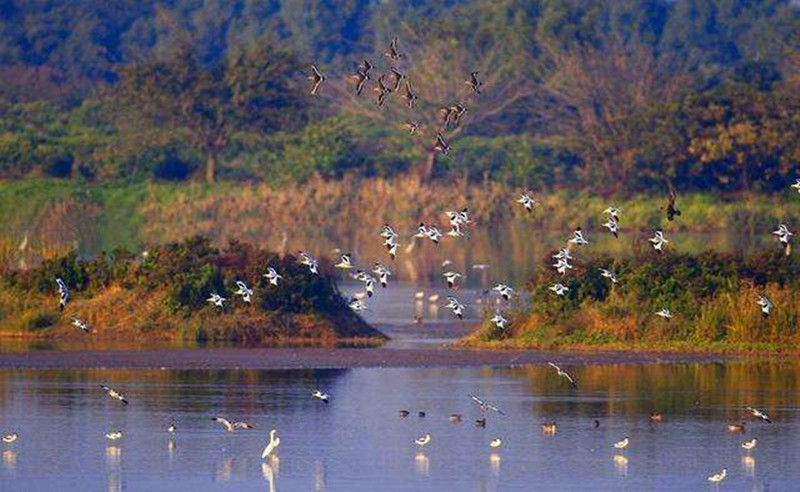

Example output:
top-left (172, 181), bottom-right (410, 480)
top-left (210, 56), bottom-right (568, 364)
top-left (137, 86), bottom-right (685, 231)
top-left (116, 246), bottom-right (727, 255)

top-left (464, 250), bottom-right (800, 352)
top-left (0, 236), bottom-right (384, 346)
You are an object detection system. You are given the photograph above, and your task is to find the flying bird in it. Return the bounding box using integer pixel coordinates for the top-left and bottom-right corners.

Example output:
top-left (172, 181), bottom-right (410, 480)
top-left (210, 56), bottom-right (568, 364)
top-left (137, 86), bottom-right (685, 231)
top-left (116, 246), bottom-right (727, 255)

top-left (298, 251), bottom-right (319, 275)
top-left (547, 362), bottom-right (577, 388)
top-left (465, 71), bottom-right (482, 94)
top-left (517, 193), bottom-right (536, 213)
top-left (100, 384), bottom-right (129, 405)
top-left (493, 284), bottom-right (514, 301)
top-left (745, 406), bottom-right (772, 423)
top-left (490, 312), bottom-right (508, 331)
top-left (773, 224), bottom-right (793, 255)
top-left (443, 271), bottom-right (463, 288)
top-left (312, 390), bottom-right (330, 403)
top-left (655, 307), bottom-right (673, 320)
top-left (568, 228), bottom-right (589, 246)
top-left (212, 417), bottom-right (256, 432)
top-left (71, 316), bottom-right (91, 333)
top-left (756, 295), bottom-right (773, 317)
top-left (207, 293), bottom-right (226, 308)
top-left (307, 65), bottom-right (325, 95)
top-left (234, 281), bottom-right (253, 303)
top-left (384, 36), bottom-right (404, 60)
top-left (469, 395), bottom-right (505, 415)
top-left (550, 283), bottom-right (569, 296)
top-left (335, 254), bottom-right (354, 269)
top-left (56, 277), bottom-right (69, 311)
top-left (649, 230), bottom-right (668, 252)
top-left (445, 296), bottom-right (465, 319)
top-left (598, 268), bottom-right (619, 284)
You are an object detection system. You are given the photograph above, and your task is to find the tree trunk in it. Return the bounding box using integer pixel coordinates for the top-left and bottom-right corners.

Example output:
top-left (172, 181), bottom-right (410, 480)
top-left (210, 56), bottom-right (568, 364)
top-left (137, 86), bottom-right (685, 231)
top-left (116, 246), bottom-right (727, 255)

top-left (413, 151), bottom-right (436, 183)
top-left (205, 153), bottom-right (217, 184)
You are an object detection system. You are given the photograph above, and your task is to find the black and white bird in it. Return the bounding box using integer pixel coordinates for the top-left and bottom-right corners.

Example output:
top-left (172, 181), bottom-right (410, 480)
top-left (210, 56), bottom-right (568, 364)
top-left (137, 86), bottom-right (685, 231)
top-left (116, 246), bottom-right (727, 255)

top-left (307, 65), bottom-right (325, 96)
top-left (335, 254), bottom-right (354, 269)
top-left (756, 295), bottom-right (773, 317)
top-left (403, 121), bottom-right (420, 135)
top-left (548, 362), bottom-right (578, 388)
top-left (554, 258), bottom-right (573, 276)
top-left (401, 80), bottom-right (417, 108)
top-left (354, 271), bottom-right (376, 297)
top-left (568, 228), bottom-right (589, 246)
top-left (234, 281), bottom-right (253, 303)
top-left (262, 267), bottom-right (283, 287)
top-left (598, 268), bottom-right (619, 284)
top-left (426, 225), bottom-right (443, 245)
top-left (655, 307), bottom-right (673, 320)
top-left (745, 406), bottom-right (772, 423)
top-left (348, 298), bottom-right (367, 312)
top-left (105, 431), bottom-right (123, 441)
top-left (434, 132), bottom-right (450, 156)
top-left (71, 316), bottom-right (91, 333)
top-left (773, 224), bottom-right (793, 255)
top-left (446, 208), bottom-right (470, 228)
top-left (167, 423), bottom-right (176, 433)
top-left (649, 230), bottom-right (668, 252)
top-left (445, 296), bottom-right (465, 319)
top-left (207, 293), bottom-right (226, 308)
top-left (707, 468), bottom-right (727, 484)
top-left (741, 438), bottom-right (757, 451)
top-left (603, 218), bottom-right (620, 238)
top-left (447, 223), bottom-right (466, 238)
top-left (493, 284), bottom-right (514, 301)
top-left (100, 384), bottom-right (129, 405)
top-left (603, 206), bottom-right (620, 222)
top-left (443, 271), bottom-right (463, 289)
top-left (469, 394), bottom-right (505, 415)
top-left (2, 433), bottom-right (18, 444)
top-left (384, 36), bottom-right (404, 60)
top-left (491, 312), bottom-right (508, 331)
top-left (517, 193), bottom-right (536, 213)
top-left (298, 251), bottom-right (319, 275)
top-left (550, 283), bottom-right (569, 296)
top-left (312, 390), bottom-right (330, 403)
top-left (372, 263), bottom-right (392, 288)
top-left (211, 417), bottom-right (256, 432)
top-left (415, 434), bottom-right (431, 447)
top-left (553, 248), bottom-right (573, 261)
top-left (56, 277), bottom-right (69, 311)
top-left (465, 71), bottom-right (482, 94)
top-left (384, 236), bottom-right (399, 260)
top-left (791, 178), bottom-right (800, 194)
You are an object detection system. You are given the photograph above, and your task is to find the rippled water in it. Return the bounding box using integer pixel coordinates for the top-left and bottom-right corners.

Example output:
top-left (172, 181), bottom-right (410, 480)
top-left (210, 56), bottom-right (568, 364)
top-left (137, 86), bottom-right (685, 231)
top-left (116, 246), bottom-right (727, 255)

top-left (1, 361), bottom-right (799, 491)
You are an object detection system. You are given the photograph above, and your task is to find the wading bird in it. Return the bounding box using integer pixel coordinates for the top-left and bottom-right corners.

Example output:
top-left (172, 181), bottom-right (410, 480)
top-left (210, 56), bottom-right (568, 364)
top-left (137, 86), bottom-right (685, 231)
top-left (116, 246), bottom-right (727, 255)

top-left (262, 430), bottom-right (280, 459)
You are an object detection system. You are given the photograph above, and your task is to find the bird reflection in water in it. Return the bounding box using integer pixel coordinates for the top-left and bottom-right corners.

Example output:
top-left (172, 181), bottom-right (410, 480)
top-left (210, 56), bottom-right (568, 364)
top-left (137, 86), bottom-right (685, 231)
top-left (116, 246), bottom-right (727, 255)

top-left (262, 460), bottom-right (277, 492)
top-left (489, 453), bottom-right (501, 477)
top-left (215, 457), bottom-right (233, 483)
top-left (415, 452), bottom-right (430, 477)
top-left (105, 445), bottom-right (121, 469)
top-left (2, 449), bottom-right (17, 473)
top-left (613, 454), bottom-right (629, 477)
top-left (741, 456), bottom-right (755, 478)
top-left (168, 438), bottom-right (176, 460)
top-left (314, 460), bottom-right (326, 491)
top-left (107, 472), bottom-right (122, 492)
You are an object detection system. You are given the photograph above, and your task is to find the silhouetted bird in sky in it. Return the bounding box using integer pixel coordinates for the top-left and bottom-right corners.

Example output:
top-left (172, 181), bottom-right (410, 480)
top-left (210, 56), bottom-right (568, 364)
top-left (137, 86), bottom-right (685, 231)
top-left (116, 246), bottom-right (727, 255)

top-left (465, 71), bottom-right (482, 94)
top-left (307, 65), bottom-right (325, 95)
top-left (401, 80), bottom-right (417, 108)
top-left (384, 36), bottom-right (403, 61)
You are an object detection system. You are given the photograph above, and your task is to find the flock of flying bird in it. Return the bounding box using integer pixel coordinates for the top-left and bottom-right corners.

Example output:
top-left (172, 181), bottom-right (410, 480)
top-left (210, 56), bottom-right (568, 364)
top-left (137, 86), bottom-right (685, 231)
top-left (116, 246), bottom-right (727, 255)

top-left (5, 35), bottom-right (800, 486)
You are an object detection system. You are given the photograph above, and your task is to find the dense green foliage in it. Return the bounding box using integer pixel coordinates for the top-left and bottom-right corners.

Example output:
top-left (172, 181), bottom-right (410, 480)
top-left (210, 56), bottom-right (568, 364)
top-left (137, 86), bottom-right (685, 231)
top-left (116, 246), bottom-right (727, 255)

top-left (0, 0), bottom-right (798, 192)
top-left (0, 236), bottom-right (379, 343)
top-left (469, 250), bottom-right (800, 350)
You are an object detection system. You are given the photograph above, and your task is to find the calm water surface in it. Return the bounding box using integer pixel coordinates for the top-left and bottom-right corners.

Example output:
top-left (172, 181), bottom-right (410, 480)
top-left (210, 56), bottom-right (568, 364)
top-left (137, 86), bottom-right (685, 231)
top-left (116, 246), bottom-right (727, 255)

top-left (1, 362), bottom-right (799, 491)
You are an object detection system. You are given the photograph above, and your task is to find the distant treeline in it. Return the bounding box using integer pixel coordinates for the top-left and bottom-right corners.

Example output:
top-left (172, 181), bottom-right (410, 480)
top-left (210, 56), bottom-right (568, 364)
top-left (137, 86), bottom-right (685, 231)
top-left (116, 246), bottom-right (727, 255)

top-left (0, 0), bottom-right (798, 193)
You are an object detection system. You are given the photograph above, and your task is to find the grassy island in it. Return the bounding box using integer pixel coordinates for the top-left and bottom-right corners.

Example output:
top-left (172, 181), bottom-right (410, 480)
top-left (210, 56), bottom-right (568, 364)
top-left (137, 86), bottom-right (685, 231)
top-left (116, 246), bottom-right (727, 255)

top-left (463, 250), bottom-right (800, 353)
top-left (0, 236), bottom-right (385, 347)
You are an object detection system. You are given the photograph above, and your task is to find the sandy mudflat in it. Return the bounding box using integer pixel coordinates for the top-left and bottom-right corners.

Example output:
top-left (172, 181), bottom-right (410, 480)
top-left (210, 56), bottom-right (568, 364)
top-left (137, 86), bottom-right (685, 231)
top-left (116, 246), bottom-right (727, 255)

top-left (0, 347), bottom-right (732, 370)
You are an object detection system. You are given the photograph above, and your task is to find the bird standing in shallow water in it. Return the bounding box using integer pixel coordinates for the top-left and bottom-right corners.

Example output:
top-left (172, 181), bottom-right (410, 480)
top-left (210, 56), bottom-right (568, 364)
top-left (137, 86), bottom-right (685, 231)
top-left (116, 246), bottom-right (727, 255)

top-left (707, 468), bottom-right (726, 483)
top-left (741, 438), bottom-right (757, 451)
top-left (2, 433), bottom-right (18, 444)
top-left (262, 430), bottom-right (280, 459)
top-left (614, 437), bottom-right (630, 450)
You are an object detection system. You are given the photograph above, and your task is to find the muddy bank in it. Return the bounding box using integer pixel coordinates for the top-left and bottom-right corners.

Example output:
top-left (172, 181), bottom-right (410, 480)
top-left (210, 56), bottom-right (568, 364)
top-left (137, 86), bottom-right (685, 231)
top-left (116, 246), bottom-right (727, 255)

top-left (0, 347), bottom-right (737, 370)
